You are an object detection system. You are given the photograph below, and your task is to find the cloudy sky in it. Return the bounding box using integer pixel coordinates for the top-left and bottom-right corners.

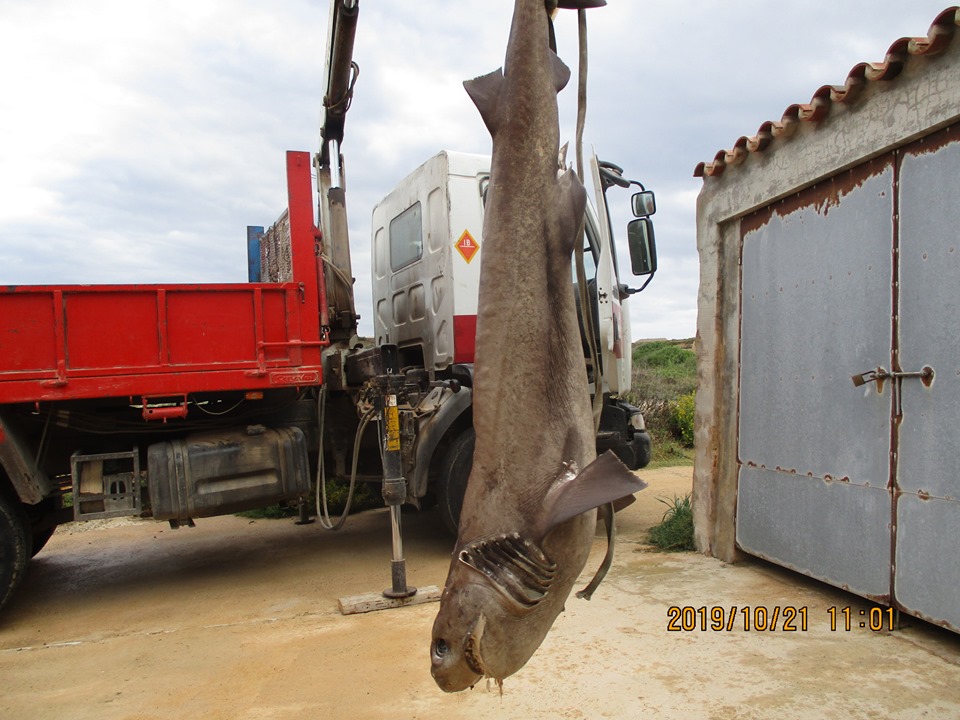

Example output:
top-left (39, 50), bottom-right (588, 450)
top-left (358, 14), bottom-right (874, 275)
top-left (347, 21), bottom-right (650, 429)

top-left (1, 0), bottom-right (953, 341)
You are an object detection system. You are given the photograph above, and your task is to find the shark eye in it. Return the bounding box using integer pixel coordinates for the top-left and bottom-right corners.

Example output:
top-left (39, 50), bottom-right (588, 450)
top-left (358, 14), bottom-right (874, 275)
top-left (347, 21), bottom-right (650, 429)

top-left (433, 639), bottom-right (449, 659)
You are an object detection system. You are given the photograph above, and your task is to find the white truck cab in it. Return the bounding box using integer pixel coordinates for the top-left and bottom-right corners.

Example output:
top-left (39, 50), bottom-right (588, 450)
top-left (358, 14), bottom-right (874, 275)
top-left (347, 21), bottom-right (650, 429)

top-left (371, 152), bottom-right (487, 373)
top-left (370, 150), bottom-right (656, 532)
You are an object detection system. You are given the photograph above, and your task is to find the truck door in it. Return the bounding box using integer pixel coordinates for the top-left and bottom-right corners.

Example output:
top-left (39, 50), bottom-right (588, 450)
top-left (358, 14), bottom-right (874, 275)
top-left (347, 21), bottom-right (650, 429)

top-left (589, 152), bottom-right (631, 394)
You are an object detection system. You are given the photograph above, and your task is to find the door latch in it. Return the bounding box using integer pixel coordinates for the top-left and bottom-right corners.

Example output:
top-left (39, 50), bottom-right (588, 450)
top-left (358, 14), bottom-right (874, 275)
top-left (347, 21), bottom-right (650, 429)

top-left (853, 365), bottom-right (934, 417)
top-left (851, 366), bottom-right (934, 388)
top-left (851, 367), bottom-right (889, 387)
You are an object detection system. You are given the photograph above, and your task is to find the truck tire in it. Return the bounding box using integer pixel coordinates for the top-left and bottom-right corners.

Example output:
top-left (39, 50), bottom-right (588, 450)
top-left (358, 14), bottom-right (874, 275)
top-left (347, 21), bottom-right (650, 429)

top-left (30, 526), bottom-right (55, 558)
top-left (437, 428), bottom-right (474, 536)
top-left (0, 491), bottom-right (31, 613)
top-left (613, 430), bottom-right (652, 471)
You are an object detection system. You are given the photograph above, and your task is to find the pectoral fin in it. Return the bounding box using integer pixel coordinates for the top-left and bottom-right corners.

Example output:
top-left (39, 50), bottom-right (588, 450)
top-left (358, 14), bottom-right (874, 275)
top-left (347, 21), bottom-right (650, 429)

top-left (539, 450), bottom-right (647, 535)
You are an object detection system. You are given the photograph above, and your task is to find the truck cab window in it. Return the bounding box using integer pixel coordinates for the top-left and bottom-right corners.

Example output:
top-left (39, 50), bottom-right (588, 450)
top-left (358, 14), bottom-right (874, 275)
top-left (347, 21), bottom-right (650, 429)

top-left (390, 202), bottom-right (423, 271)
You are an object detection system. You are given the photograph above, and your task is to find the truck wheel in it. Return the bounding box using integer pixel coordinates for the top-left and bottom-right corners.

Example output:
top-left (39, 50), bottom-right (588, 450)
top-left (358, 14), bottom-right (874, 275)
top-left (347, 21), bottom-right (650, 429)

top-left (613, 430), bottom-right (652, 471)
top-left (30, 526), bottom-right (55, 558)
top-left (437, 428), bottom-right (474, 536)
top-left (0, 491), bottom-right (31, 613)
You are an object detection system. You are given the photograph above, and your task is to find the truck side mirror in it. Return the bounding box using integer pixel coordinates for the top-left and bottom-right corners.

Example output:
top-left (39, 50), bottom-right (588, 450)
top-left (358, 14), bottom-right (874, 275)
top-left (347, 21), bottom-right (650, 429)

top-left (631, 190), bottom-right (656, 218)
top-left (627, 218), bottom-right (657, 276)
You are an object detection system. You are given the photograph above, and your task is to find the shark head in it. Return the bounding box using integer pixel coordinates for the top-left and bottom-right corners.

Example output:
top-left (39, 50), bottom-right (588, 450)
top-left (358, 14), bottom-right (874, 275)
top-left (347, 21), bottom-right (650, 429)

top-left (430, 530), bottom-right (564, 692)
top-left (430, 452), bottom-right (646, 693)
top-left (430, 576), bottom-right (555, 692)
top-left (430, 578), bottom-right (496, 692)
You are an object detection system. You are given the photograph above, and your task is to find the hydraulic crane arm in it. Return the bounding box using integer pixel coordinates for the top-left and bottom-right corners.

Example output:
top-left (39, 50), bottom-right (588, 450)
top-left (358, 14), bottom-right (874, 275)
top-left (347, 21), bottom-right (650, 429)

top-left (319, 0), bottom-right (359, 170)
top-left (316, 0), bottom-right (361, 339)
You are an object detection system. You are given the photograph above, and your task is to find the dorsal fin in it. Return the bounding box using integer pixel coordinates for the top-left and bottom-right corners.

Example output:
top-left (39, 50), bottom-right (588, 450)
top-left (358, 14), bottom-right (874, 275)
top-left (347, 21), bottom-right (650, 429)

top-left (464, 50), bottom-right (569, 137)
top-left (464, 68), bottom-right (504, 136)
top-left (538, 451), bottom-right (647, 536)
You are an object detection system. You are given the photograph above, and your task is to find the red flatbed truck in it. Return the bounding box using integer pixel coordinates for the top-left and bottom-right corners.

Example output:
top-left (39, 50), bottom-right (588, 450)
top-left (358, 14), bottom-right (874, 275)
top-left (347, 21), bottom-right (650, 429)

top-left (0, 152), bottom-right (341, 611)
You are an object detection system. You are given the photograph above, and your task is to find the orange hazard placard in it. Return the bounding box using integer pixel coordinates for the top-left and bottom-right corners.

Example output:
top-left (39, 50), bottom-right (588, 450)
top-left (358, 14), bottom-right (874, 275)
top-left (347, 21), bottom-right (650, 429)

top-left (455, 230), bottom-right (480, 263)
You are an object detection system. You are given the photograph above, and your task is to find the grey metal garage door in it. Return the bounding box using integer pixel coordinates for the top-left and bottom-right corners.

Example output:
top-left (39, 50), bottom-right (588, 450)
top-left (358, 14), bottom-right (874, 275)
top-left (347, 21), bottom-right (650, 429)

top-left (894, 126), bottom-right (960, 631)
top-left (735, 124), bottom-right (960, 631)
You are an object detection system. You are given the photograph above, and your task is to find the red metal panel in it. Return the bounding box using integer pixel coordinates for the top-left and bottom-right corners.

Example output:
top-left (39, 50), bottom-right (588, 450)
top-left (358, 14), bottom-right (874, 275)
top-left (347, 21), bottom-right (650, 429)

top-left (0, 292), bottom-right (57, 372)
top-left (66, 291), bottom-right (161, 369)
top-left (165, 290), bottom-right (258, 365)
top-left (453, 314), bottom-right (477, 364)
top-left (286, 151), bottom-right (322, 369)
top-left (262, 289), bottom-right (291, 362)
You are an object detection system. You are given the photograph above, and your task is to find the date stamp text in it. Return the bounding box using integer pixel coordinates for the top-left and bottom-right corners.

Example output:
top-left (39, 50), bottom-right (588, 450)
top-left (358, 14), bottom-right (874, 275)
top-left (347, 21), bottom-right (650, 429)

top-left (666, 605), bottom-right (897, 632)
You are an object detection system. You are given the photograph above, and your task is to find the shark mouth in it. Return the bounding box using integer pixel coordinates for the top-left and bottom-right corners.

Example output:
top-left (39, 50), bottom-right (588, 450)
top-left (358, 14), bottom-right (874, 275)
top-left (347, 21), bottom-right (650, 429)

top-left (463, 613), bottom-right (487, 676)
top-left (458, 533), bottom-right (558, 610)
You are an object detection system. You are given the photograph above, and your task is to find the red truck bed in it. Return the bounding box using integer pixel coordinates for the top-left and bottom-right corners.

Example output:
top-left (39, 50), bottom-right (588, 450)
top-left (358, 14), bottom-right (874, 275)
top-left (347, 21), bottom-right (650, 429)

top-left (0, 152), bottom-right (326, 404)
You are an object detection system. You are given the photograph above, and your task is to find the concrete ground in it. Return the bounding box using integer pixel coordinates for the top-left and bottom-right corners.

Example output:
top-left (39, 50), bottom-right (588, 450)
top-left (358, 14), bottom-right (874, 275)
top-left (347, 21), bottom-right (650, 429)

top-left (1, 466), bottom-right (958, 720)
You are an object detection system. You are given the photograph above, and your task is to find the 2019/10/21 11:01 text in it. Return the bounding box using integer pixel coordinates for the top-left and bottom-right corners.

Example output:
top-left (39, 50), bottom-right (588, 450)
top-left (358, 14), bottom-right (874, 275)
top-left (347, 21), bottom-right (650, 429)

top-left (665, 606), bottom-right (898, 632)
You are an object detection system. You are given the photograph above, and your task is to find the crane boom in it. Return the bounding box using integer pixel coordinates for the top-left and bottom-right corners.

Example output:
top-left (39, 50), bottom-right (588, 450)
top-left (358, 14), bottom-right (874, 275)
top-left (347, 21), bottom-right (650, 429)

top-left (319, 0), bottom-right (359, 169)
top-left (316, 0), bottom-right (361, 339)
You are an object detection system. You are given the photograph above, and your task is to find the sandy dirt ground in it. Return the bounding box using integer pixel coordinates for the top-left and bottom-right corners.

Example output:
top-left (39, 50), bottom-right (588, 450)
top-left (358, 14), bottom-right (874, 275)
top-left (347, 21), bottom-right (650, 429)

top-left (2, 466), bottom-right (959, 720)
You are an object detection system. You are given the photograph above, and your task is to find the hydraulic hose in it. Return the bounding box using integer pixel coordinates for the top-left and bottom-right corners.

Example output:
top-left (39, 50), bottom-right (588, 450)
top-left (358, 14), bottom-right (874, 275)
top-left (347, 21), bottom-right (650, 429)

top-left (315, 385), bottom-right (375, 531)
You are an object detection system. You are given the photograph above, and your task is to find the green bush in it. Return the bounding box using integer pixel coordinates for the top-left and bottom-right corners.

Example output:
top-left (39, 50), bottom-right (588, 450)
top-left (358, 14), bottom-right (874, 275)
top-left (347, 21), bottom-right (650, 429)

top-left (648, 495), bottom-right (695, 551)
top-left (633, 341), bottom-right (696, 379)
top-left (671, 390), bottom-right (696, 448)
top-left (624, 340), bottom-right (697, 465)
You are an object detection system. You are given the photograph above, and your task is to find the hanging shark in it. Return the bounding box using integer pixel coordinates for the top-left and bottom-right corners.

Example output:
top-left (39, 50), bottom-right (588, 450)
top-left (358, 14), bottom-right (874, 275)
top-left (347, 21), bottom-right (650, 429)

top-left (430, 0), bottom-right (645, 693)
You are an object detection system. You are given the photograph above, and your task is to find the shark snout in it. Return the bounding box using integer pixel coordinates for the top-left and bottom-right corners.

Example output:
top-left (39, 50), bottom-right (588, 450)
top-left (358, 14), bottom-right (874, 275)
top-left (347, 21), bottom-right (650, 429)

top-left (431, 636), bottom-right (482, 693)
top-left (431, 612), bottom-right (489, 693)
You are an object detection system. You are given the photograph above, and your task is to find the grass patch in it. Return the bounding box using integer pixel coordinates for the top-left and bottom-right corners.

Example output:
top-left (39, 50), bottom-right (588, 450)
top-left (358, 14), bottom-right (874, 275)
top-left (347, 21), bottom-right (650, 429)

top-left (648, 494), bottom-right (695, 551)
top-left (647, 440), bottom-right (695, 469)
top-left (236, 504), bottom-right (300, 520)
top-left (236, 480), bottom-right (380, 520)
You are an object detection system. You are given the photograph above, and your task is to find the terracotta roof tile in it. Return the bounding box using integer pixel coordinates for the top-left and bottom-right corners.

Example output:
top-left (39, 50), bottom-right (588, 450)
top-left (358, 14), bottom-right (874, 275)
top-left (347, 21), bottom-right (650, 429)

top-left (695, 6), bottom-right (960, 178)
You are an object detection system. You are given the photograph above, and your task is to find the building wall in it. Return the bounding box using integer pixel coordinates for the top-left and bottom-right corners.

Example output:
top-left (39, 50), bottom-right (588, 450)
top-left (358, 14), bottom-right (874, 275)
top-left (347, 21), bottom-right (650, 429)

top-left (693, 29), bottom-right (960, 561)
